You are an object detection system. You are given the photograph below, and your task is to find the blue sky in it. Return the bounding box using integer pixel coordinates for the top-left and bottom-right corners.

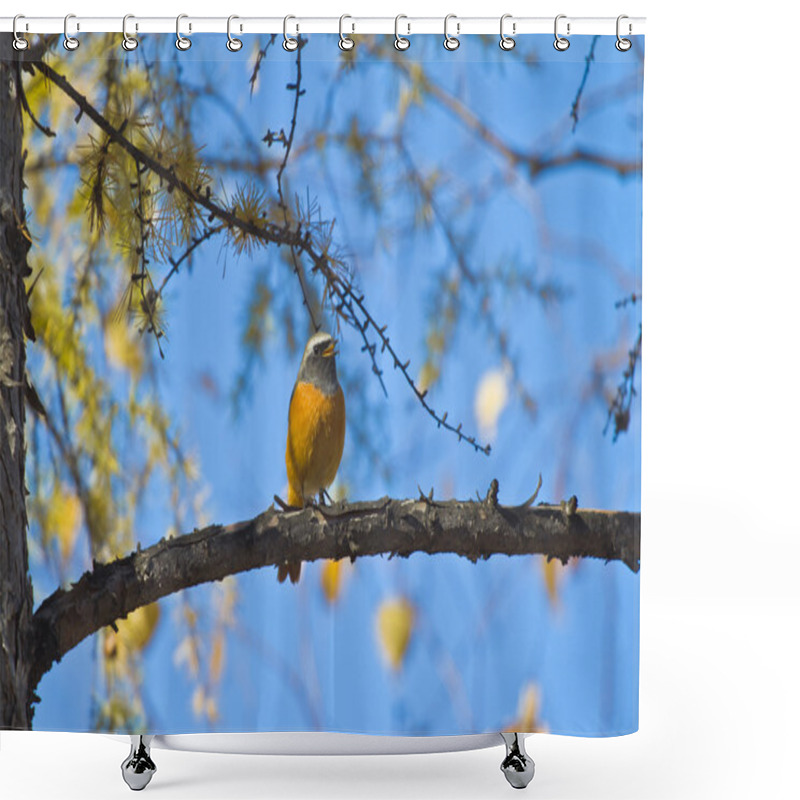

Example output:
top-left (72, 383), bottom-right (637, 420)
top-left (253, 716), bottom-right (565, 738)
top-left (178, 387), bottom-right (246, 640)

top-left (30, 33), bottom-right (642, 737)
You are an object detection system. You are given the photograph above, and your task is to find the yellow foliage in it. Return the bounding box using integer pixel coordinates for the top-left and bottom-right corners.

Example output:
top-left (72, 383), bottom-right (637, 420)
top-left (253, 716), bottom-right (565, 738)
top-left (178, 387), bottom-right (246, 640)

top-left (376, 598), bottom-right (415, 671)
top-left (417, 361), bottom-right (439, 395)
top-left (191, 686), bottom-right (219, 722)
top-left (192, 686), bottom-right (205, 718)
top-left (505, 683), bottom-right (546, 733)
top-left (475, 365), bottom-right (510, 440)
top-left (542, 557), bottom-right (565, 609)
top-left (320, 559), bottom-right (345, 604)
top-left (115, 602), bottom-right (161, 653)
top-left (210, 635), bottom-right (225, 683)
top-left (104, 315), bottom-right (144, 377)
top-left (43, 484), bottom-right (82, 562)
top-left (174, 635), bottom-right (200, 678)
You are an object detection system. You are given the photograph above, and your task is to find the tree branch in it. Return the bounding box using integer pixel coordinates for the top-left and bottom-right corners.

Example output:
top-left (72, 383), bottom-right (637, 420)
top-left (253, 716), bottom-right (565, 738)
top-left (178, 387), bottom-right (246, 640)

top-left (30, 57), bottom-right (490, 456)
top-left (29, 488), bottom-right (639, 699)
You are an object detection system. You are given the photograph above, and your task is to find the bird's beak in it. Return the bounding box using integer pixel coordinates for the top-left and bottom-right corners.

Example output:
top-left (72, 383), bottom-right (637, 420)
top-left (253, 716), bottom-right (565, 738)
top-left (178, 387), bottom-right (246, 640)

top-left (322, 340), bottom-right (338, 358)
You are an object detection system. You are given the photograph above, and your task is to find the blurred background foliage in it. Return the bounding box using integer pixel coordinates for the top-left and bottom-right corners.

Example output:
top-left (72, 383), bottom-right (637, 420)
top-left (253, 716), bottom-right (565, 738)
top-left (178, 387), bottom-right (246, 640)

top-left (19, 32), bottom-right (642, 735)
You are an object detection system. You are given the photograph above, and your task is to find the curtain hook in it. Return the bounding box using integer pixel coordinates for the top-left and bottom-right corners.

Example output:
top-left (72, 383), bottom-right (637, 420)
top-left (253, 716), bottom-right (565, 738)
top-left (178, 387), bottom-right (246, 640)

top-left (339, 14), bottom-right (355, 50)
top-left (176, 13), bottom-right (192, 50)
top-left (283, 15), bottom-right (299, 51)
top-left (554, 14), bottom-right (570, 51)
top-left (63, 14), bottom-right (80, 51)
top-left (226, 15), bottom-right (243, 51)
top-left (499, 14), bottom-right (515, 51)
top-left (12, 14), bottom-right (29, 51)
top-left (121, 14), bottom-right (138, 51)
top-left (443, 13), bottom-right (460, 51)
top-left (616, 15), bottom-right (632, 51)
top-left (394, 15), bottom-right (410, 51)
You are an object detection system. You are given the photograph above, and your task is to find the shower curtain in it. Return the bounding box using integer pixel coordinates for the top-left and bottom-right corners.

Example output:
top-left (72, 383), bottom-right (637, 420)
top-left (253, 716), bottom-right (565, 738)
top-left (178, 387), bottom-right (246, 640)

top-left (0, 29), bottom-right (642, 738)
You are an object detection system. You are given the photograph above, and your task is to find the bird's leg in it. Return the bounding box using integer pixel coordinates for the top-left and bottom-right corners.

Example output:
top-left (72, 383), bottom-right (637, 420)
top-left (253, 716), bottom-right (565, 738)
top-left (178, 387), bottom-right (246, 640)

top-left (319, 488), bottom-right (334, 506)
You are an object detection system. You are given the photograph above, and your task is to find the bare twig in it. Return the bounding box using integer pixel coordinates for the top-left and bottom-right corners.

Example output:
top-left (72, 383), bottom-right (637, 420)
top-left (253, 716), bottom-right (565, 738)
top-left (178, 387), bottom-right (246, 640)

top-left (604, 324), bottom-right (642, 441)
top-left (157, 224), bottom-right (224, 299)
top-left (31, 58), bottom-right (489, 455)
top-left (570, 36), bottom-right (600, 132)
top-left (272, 38), bottom-right (318, 332)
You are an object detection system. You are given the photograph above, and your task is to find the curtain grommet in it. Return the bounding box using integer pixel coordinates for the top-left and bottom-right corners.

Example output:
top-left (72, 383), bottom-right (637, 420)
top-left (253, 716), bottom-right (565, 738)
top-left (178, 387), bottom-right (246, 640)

top-left (499, 14), bottom-right (516, 51)
top-left (226, 15), bottom-right (243, 52)
top-left (443, 14), bottom-right (460, 51)
top-left (283, 15), bottom-right (299, 51)
top-left (121, 14), bottom-right (138, 51)
top-left (554, 14), bottom-right (570, 51)
top-left (616, 15), bottom-right (632, 51)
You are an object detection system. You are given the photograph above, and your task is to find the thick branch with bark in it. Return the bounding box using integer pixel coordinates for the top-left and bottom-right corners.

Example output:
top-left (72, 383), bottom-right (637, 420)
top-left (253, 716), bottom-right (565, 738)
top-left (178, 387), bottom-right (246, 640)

top-left (30, 489), bottom-right (640, 700)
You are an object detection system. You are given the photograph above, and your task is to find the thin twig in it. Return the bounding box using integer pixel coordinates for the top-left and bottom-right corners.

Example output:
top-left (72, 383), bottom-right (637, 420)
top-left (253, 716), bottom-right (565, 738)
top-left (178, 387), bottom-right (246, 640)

top-left (604, 324), bottom-right (642, 441)
top-left (31, 58), bottom-right (489, 456)
top-left (570, 36), bottom-right (600, 132)
top-left (272, 38), bottom-right (318, 332)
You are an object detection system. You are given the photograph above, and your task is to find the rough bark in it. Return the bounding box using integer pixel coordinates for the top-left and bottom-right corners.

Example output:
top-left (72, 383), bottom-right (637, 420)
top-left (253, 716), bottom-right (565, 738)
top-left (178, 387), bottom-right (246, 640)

top-left (30, 492), bottom-right (640, 697)
top-left (0, 34), bottom-right (35, 729)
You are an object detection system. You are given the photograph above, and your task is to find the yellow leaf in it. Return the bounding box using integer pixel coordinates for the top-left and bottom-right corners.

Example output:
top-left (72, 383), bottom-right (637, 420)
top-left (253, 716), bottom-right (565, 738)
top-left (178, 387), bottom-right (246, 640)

top-left (417, 361), bottom-right (439, 394)
top-left (44, 485), bottom-right (82, 562)
top-left (505, 683), bottom-right (546, 733)
top-left (321, 559), bottom-right (344, 604)
top-left (475, 365), bottom-right (510, 440)
top-left (115, 602), bottom-right (160, 653)
top-left (192, 686), bottom-right (205, 718)
top-left (542, 557), bottom-right (565, 609)
top-left (376, 598), bottom-right (415, 671)
top-left (104, 315), bottom-right (144, 377)
top-left (210, 635), bottom-right (225, 683)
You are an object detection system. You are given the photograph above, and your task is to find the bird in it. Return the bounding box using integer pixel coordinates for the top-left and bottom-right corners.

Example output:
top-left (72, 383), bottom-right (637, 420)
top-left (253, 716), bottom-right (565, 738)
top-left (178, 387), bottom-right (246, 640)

top-left (280, 331), bottom-right (346, 583)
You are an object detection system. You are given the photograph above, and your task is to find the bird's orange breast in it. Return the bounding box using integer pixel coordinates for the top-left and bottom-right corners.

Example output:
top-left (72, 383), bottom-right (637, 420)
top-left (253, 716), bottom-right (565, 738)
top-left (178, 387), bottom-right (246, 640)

top-left (286, 381), bottom-right (346, 504)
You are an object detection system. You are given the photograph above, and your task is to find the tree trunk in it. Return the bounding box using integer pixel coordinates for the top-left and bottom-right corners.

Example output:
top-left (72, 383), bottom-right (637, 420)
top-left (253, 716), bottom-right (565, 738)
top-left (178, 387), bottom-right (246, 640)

top-left (0, 34), bottom-right (34, 730)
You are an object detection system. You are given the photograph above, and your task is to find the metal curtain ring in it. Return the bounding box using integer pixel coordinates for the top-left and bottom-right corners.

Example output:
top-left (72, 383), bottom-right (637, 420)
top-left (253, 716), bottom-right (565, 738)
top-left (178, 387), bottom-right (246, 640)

top-left (63, 14), bottom-right (80, 50)
top-left (554, 14), bottom-right (570, 51)
top-left (394, 15), bottom-right (410, 51)
top-left (176, 13), bottom-right (192, 50)
top-left (616, 14), bottom-right (632, 51)
top-left (499, 14), bottom-right (515, 50)
top-left (121, 14), bottom-right (138, 51)
top-left (339, 14), bottom-right (355, 50)
top-left (226, 15), bottom-right (243, 51)
top-left (12, 15), bottom-right (29, 51)
top-left (283, 15), bottom-right (298, 51)
top-left (443, 14), bottom-right (460, 51)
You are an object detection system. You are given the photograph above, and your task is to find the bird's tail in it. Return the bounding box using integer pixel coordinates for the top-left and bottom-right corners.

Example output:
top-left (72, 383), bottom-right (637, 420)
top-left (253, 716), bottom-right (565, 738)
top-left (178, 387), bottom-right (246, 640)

top-left (278, 485), bottom-right (304, 584)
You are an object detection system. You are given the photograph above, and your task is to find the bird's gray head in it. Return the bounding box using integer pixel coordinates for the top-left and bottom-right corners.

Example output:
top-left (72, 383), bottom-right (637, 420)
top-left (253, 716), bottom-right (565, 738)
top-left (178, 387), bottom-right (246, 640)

top-left (296, 331), bottom-right (340, 395)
